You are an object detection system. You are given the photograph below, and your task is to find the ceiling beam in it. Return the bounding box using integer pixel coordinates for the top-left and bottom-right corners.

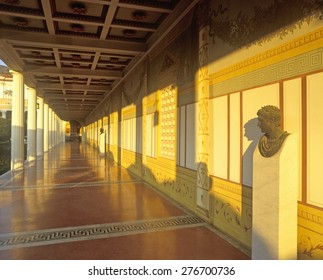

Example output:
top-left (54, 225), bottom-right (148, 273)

top-left (0, 11), bottom-right (44, 20)
top-left (100, 0), bottom-right (119, 40)
top-left (37, 83), bottom-right (111, 91)
top-left (45, 94), bottom-right (104, 100)
top-left (0, 30), bottom-right (146, 55)
top-left (41, 0), bottom-right (56, 35)
top-left (117, 2), bottom-right (173, 13)
top-left (24, 66), bottom-right (123, 79)
top-left (110, 22), bottom-right (157, 33)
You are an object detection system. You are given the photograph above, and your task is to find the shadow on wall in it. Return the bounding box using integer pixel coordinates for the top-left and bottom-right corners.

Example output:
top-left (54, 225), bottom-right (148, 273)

top-left (242, 117), bottom-right (262, 187)
top-left (107, 150), bottom-right (115, 162)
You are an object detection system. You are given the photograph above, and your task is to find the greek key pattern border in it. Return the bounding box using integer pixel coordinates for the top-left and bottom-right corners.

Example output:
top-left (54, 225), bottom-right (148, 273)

top-left (0, 215), bottom-right (205, 251)
top-left (210, 49), bottom-right (323, 97)
top-left (0, 179), bottom-right (142, 192)
top-left (210, 28), bottom-right (323, 83)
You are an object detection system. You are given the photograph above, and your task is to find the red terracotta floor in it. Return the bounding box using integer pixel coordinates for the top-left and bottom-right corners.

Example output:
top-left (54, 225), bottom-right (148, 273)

top-left (0, 142), bottom-right (250, 260)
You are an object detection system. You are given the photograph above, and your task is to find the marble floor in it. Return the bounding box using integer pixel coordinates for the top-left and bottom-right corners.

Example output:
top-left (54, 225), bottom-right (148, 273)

top-left (0, 142), bottom-right (250, 260)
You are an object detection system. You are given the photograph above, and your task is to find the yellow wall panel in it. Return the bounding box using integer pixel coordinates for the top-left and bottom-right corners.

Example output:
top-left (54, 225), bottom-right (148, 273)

top-left (211, 96), bottom-right (228, 179)
top-left (307, 72), bottom-right (323, 208)
top-left (283, 78), bottom-right (302, 201)
top-left (242, 84), bottom-right (280, 186)
top-left (186, 103), bottom-right (197, 170)
top-left (229, 92), bottom-right (241, 183)
top-left (307, 73), bottom-right (323, 207)
top-left (179, 106), bottom-right (186, 166)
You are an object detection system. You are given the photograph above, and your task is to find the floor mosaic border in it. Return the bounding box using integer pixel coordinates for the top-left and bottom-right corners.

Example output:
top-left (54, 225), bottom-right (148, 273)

top-left (0, 179), bottom-right (143, 191)
top-left (0, 215), bottom-right (205, 250)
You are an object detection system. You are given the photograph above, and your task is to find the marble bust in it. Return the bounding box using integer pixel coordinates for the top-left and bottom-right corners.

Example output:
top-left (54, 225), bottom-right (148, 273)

top-left (257, 105), bottom-right (289, 157)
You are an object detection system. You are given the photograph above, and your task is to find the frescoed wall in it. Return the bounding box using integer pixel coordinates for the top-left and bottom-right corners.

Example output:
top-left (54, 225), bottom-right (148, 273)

top-left (84, 0), bottom-right (323, 259)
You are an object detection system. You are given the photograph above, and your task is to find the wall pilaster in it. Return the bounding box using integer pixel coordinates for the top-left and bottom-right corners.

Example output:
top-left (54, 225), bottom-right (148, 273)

top-left (196, 0), bottom-right (211, 216)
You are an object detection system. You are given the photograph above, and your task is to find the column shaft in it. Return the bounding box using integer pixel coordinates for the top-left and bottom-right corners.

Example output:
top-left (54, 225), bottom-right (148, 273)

top-left (27, 87), bottom-right (37, 161)
top-left (44, 103), bottom-right (49, 152)
top-left (37, 97), bottom-right (44, 156)
top-left (10, 70), bottom-right (25, 170)
top-left (48, 108), bottom-right (52, 149)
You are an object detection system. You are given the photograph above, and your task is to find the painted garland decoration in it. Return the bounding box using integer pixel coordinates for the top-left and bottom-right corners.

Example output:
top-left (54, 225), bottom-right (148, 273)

top-left (208, 0), bottom-right (323, 47)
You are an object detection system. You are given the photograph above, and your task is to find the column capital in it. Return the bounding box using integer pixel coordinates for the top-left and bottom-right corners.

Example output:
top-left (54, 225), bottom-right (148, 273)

top-left (9, 70), bottom-right (23, 76)
top-left (25, 85), bottom-right (36, 90)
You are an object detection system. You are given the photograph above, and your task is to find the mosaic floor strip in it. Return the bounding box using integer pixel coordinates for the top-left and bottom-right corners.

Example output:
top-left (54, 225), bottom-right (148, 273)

top-left (0, 179), bottom-right (142, 191)
top-left (0, 215), bottom-right (205, 250)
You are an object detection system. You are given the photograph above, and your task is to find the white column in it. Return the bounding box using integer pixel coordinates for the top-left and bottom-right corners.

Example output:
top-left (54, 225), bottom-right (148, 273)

top-left (54, 113), bottom-right (57, 146)
top-left (55, 113), bottom-right (58, 146)
top-left (10, 70), bottom-right (25, 170)
top-left (37, 97), bottom-right (44, 156)
top-left (56, 116), bottom-right (60, 145)
top-left (55, 114), bottom-right (58, 146)
top-left (1, 110), bottom-right (6, 119)
top-left (44, 103), bottom-right (49, 152)
top-left (52, 112), bottom-right (56, 147)
top-left (27, 86), bottom-right (37, 162)
top-left (62, 120), bottom-right (66, 142)
top-left (52, 111), bottom-right (55, 147)
top-left (48, 107), bottom-right (53, 149)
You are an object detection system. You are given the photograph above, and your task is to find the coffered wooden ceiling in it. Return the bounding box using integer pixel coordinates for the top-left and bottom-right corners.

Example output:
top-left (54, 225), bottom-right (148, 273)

top-left (0, 0), bottom-right (197, 122)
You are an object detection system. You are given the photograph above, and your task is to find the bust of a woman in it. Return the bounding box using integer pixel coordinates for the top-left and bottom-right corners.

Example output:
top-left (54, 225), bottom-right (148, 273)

top-left (257, 105), bottom-right (289, 157)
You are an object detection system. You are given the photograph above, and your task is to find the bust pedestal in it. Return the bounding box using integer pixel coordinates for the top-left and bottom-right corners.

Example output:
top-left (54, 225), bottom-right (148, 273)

top-left (252, 134), bottom-right (298, 259)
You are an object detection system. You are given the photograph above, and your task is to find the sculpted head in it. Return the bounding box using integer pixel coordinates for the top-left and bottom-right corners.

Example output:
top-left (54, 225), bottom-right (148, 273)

top-left (257, 105), bottom-right (281, 136)
top-left (256, 105), bottom-right (289, 157)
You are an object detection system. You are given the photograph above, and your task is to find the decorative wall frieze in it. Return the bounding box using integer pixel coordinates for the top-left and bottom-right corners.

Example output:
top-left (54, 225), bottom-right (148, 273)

top-left (298, 235), bottom-right (323, 258)
top-left (211, 48), bottom-right (323, 97)
top-left (210, 28), bottom-right (323, 86)
top-left (122, 150), bottom-right (142, 177)
top-left (214, 200), bottom-right (252, 232)
top-left (298, 208), bottom-right (323, 227)
top-left (211, 177), bottom-right (252, 201)
top-left (209, 191), bottom-right (252, 248)
top-left (143, 157), bottom-right (196, 210)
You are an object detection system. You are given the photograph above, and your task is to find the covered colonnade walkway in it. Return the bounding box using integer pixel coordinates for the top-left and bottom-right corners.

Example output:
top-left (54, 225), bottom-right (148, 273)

top-left (0, 141), bottom-right (248, 259)
top-left (0, 0), bottom-right (323, 260)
